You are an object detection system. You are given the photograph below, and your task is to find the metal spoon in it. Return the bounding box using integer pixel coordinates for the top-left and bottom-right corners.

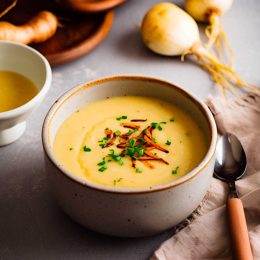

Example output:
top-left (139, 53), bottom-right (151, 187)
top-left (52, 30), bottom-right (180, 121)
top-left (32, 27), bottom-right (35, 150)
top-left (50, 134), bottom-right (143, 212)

top-left (214, 133), bottom-right (253, 260)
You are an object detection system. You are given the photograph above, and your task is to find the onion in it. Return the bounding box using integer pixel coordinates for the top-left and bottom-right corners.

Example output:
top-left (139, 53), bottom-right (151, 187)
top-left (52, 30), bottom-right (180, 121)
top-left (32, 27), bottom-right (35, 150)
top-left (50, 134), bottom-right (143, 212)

top-left (185, 0), bottom-right (234, 65)
top-left (141, 2), bottom-right (258, 95)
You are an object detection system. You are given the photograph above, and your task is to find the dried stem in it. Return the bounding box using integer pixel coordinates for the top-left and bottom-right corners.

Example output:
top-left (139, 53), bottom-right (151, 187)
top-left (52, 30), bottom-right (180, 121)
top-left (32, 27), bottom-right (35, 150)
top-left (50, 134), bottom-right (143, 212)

top-left (191, 43), bottom-right (259, 95)
top-left (0, 0), bottom-right (17, 18)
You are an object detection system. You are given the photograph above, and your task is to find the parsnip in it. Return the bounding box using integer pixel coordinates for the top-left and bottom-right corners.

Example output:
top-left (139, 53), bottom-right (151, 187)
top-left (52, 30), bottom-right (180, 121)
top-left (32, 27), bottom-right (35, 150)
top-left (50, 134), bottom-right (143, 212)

top-left (185, 0), bottom-right (234, 66)
top-left (141, 3), bottom-right (258, 95)
top-left (0, 11), bottom-right (58, 44)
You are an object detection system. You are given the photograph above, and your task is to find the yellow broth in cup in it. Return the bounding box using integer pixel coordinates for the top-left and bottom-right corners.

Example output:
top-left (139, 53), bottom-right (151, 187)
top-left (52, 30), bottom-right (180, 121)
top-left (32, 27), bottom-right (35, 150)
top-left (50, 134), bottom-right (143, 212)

top-left (0, 71), bottom-right (38, 112)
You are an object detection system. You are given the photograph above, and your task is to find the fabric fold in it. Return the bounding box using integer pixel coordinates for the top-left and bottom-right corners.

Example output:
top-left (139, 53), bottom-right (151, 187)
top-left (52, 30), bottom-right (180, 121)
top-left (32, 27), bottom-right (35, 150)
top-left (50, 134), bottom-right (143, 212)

top-left (152, 93), bottom-right (260, 260)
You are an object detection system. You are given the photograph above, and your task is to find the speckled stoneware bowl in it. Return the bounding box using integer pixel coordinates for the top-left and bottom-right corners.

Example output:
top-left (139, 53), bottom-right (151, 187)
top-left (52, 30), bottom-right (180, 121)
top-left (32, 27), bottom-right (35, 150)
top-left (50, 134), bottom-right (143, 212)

top-left (42, 76), bottom-right (217, 237)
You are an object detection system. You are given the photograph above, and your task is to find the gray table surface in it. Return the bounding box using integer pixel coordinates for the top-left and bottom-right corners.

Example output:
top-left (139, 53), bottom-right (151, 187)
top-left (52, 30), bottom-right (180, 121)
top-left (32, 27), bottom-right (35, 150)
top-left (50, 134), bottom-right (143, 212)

top-left (1, 0), bottom-right (259, 259)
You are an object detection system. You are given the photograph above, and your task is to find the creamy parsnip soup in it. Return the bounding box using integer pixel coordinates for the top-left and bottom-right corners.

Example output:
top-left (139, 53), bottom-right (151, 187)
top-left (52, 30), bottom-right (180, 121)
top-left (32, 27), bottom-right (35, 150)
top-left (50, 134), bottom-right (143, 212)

top-left (53, 96), bottom-right (208, 188)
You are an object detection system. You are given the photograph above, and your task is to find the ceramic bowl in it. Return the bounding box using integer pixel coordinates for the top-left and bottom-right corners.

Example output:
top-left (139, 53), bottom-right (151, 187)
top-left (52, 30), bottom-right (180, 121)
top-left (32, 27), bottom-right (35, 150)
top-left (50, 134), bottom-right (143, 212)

top-left (0, 41), bottom-right (52, 146)
top-left (42, 76), bottom-right (217, 237)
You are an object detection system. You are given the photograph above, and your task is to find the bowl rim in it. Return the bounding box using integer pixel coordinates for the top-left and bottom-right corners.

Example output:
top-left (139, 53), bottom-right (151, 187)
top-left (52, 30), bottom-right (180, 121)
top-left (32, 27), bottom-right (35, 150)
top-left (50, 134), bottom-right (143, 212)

top-left (42, 75), bottom-right (217, 194)
top-left (0, 40), bottom-right (52, 119)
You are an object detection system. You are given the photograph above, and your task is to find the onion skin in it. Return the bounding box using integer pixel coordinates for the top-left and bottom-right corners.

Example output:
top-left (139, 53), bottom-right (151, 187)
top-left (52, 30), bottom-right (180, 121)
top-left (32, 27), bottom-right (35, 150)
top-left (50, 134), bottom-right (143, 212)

top-left (185, 0), bottom-right (233, 22)
top-left (141, 2), bottom-right (200, 56)
top-left (0, 11), bottom-right (58, 45)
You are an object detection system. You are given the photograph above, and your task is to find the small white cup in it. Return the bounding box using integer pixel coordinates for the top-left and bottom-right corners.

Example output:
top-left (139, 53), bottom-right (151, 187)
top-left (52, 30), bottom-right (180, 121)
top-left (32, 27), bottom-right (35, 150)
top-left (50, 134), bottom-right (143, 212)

top-left (0, 41), bottom-right (52, 146)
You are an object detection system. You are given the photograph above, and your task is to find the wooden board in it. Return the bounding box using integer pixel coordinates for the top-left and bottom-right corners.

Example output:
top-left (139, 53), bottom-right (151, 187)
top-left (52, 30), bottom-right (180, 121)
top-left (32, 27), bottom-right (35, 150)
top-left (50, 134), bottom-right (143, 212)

top-left (0, 0), bottom-right (114, 66)
top-left (55, 0), bottom-right (127, 13)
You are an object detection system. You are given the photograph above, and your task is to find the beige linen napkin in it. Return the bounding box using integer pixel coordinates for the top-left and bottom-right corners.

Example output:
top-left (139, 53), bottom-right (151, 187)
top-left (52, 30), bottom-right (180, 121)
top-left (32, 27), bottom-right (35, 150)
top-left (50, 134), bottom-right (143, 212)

top-left (152, 93), bottom-right (260, 260)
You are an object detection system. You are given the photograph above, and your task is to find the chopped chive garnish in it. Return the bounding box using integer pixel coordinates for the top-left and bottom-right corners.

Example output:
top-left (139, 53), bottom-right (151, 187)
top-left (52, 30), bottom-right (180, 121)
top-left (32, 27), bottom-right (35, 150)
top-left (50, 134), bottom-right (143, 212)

top-left (115, 130), bottom-right (121, 136)
top-left (139, 137), bottom-right (146, 144)
top-left (151, 138), bottom-right (157, 143)
top-left (83, 146), bottom-right (91, 152)
top-left (166, 140), bottom-right (171, 145)
top-left (151, 122), bottom-right (165, 131)
top-left (136, 168), bottom-right (142, 173)
top-left (99, 165), bottom-right (108, 172)
top-left (170, 118), bottom-right (175, 122)
top-left (172, 166), bottom-right (179, 174)
top-left (97, 161), bottom-right (106, 166)
top-left (116, 115), bottom-right (128, 121)
top-left (108, 149), bottom-right (124, 165)
top-left (98, 136), bottom-right (110, 148)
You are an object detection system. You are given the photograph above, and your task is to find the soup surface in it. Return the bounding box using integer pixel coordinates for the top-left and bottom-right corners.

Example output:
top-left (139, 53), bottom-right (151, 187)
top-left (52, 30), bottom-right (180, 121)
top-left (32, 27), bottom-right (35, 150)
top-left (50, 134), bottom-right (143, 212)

top-left (0, 70), bottom-right (38, 112)
top-left (53, 96), bottom-right (208, 188)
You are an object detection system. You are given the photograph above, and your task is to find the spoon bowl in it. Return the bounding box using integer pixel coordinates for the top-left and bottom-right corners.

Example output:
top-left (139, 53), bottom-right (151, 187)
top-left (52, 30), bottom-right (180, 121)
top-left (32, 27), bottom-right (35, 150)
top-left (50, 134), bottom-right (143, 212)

top-left (214, 133), bottom-right (247, 182)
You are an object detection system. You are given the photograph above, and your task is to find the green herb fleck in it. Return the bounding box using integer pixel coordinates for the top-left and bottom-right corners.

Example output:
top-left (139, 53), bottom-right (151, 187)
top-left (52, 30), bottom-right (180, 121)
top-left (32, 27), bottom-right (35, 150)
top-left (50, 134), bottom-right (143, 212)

top-left (116, 115), bottom-right (128, 121)
top-left (97, 161), bottom-right (106, 166)
top-left (115, 130), bottom-right (121, 136)
top-left (108, 149), bottom-right (124, 165)
top-left (151, 138), bottom-right (157, 143)
top-left (172, 166), bottom-right (180, 174)
top-left (69, 147), bottom-right (73, 151)
top-left (125, 140), bottom-right (145, 159)
top-left (166, 140), bottom-right (171, 146)
top-left (98, 136), bottom-right (109, 148)
top-left (139, 137), bottom-right (146, 144)
top-left (150, 122), bottom-right (165, 131)
top-left (83, 146), bottom-right (91, 152)
top-left (170, 118), bottom-right (175, 122)
top-left (136, 168), bottom-right (142, 173)
top-left (99, 165), bottom-right (108, 172)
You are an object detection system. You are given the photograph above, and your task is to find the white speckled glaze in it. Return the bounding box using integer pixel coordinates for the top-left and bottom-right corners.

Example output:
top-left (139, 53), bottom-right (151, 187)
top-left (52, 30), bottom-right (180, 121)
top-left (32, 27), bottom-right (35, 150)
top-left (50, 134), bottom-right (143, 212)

top-left (42, 76), bottom-right (217, 237)
top-left (0, 41), bottom-right (52, 146)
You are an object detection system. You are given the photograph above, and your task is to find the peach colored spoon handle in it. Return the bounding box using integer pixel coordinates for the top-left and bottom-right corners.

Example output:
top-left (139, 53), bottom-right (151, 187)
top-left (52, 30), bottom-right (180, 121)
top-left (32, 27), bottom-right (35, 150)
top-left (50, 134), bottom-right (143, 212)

top-left (227, 198), bottom-right (253, 260)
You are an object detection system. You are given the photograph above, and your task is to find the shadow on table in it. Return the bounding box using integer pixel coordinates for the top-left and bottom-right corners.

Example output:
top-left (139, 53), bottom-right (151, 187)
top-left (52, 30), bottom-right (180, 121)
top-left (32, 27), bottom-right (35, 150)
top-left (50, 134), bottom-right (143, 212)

top-left (0, 145), bottom-right (175, 260)
top-left (115, 26), bottom-right (199, 68)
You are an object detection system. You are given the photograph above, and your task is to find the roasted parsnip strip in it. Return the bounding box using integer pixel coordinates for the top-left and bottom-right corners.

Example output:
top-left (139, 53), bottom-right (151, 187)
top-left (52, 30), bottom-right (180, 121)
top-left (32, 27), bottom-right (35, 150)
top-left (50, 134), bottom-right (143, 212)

top-left (144, 150), bottom-right (160, 159)
top-left (143, 135), bottom-right (169, 153)
top-left (145, 146), bottom-right (155, 151)
top-left (105, 128), bottom-right (113, 138)
top-left (103, 133), bottom-right (116, 148)
top-left (117, 143), bottom-right (129, 148)
top-left (144, 126), bottom-right (154, 139)
top-left (120, 122), bottom-right (140, 129)
top-left (131, 158), bottom-right (137, 168)
top-left (140, 160), bottom-right (155, 169)
top-left (130, 119), bottom-right (147, 122)
top-left (139, 155), bottom-right (169, 165)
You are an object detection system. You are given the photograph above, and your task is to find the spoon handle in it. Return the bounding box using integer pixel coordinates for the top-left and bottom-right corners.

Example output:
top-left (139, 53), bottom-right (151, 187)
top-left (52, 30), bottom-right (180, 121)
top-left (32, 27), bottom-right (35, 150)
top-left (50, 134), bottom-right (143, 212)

top-left (227, 198), bottom-right (253, 260)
